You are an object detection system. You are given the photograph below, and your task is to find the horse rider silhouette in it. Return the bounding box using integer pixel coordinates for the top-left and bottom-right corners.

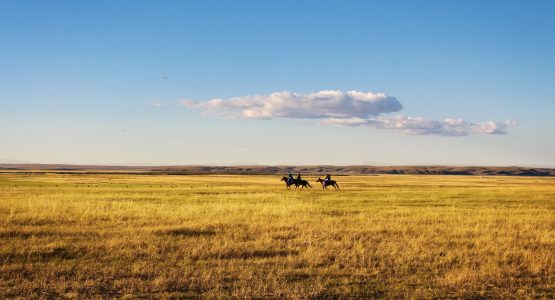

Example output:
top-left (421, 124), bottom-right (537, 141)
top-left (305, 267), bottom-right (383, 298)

top-left (323, 173), bottom-right (331, 185)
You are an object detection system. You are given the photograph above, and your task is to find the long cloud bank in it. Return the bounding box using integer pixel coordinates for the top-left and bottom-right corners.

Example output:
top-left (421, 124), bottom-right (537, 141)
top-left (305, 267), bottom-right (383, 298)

top-left (180, 90), bottom-right (515, 136)
top-left (181, 90), bottom-right (402, 119)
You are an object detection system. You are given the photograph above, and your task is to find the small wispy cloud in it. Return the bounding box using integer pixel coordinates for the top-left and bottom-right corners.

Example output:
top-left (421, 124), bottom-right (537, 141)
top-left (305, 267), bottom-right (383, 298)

top-left (322, 116), bottom-right (516, 136)
top-left (151, 101), bottom-right (164, 108)
top-left (181, 90), bottom-right (515, 136)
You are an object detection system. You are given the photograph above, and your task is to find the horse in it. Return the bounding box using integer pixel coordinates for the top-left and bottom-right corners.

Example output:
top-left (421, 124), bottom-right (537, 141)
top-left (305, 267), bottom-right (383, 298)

top-left (316, 178), bottom-right (339, 190)
top-left (281, 177), bottom-right (312, 189)
top-left (294, 178), bottom-right (312, 189)
top-left (281, 176), bottom-right (294, 189)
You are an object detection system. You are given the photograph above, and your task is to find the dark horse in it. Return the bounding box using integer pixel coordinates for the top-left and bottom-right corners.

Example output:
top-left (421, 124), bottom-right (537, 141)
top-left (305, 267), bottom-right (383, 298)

top-left (316, 178), bottom-right (339, 190)
top-left (281, 177), bottom-right (312, 189)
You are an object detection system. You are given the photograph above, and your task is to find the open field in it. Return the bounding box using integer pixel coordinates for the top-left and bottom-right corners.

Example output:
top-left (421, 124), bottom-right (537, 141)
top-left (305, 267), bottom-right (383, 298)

top-left (1, 173), bottom-right (554, 298)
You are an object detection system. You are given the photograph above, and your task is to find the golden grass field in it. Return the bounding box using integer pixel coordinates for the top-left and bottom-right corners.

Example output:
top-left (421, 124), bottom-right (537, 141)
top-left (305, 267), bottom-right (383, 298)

top-left (0, 173), bottom-right (554, 298)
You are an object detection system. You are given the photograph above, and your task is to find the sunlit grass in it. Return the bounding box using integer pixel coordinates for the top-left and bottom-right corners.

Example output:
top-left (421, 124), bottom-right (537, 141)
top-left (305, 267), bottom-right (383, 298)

top-left (1, 173), bottom-right (554, 298)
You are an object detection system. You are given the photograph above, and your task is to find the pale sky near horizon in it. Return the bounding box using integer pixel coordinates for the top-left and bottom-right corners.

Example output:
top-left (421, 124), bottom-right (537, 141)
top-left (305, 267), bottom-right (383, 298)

top-left (1, 1), bottom-right (554, 167)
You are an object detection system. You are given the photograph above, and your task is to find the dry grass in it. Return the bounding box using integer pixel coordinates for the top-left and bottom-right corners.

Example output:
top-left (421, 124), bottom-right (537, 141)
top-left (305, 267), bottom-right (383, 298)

top-left (0, 173), bottom-right (554, 298)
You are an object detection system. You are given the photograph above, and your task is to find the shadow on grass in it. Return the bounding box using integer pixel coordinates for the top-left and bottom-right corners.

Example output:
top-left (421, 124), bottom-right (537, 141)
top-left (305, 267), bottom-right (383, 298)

top-left (0, 229), bottom-right (95, 239)
top-left (0, 247), bottom-right (76, 263)
top-left (205, 249), bottom-right (299, 260)
top-left (154, 227), bottom-right (217, 237)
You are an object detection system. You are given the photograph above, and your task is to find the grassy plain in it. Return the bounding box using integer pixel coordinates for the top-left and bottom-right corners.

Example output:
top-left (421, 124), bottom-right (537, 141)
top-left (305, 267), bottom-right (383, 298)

top-left (0, 173), bottom-right (554, 298)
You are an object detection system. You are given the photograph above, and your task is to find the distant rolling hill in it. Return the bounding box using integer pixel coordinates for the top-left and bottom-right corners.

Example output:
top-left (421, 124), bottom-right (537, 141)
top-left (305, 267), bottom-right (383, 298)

top-left (1, 164), bottom-right (554, 176)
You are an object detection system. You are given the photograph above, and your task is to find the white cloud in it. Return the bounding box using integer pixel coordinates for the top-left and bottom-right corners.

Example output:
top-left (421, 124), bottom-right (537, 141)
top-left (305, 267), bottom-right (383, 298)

top-left (322, 116), bottom-right (516, 136)
top-left (151, 101), bottom-right (164, 108)
top-left (181, 89), bottom-right (515, 136)
top-left (180, 90), bottom-right (402, 119)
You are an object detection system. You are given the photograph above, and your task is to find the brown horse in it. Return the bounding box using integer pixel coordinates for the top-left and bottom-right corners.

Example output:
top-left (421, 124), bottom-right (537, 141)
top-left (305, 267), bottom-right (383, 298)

top-left (281, 177), bottom-right (312, 189)
top-left (316, 178), bottom-right (339, 190)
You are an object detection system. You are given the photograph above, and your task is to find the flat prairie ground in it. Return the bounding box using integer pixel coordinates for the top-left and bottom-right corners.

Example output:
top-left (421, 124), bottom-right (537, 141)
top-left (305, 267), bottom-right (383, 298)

top-left (0, 173), bottom-right (554, 299)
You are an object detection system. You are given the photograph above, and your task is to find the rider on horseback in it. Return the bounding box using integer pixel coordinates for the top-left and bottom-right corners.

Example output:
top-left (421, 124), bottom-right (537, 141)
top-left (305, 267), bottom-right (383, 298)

top-left (297, 172), bottom-right (302, 181)
top-left (323, 173), bottom-right (331, 185)
top-left (288, 171), bottom-right (294, 185)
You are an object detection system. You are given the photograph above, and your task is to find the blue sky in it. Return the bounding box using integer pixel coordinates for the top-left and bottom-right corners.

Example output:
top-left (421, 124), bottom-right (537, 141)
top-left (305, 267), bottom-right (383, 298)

top-left (1, 0), bottom-right (554, 166)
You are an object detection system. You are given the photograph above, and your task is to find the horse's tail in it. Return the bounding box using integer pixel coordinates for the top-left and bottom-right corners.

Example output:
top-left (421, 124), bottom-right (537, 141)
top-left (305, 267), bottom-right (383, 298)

top-left (307, 181), bottom-right (312, 188)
